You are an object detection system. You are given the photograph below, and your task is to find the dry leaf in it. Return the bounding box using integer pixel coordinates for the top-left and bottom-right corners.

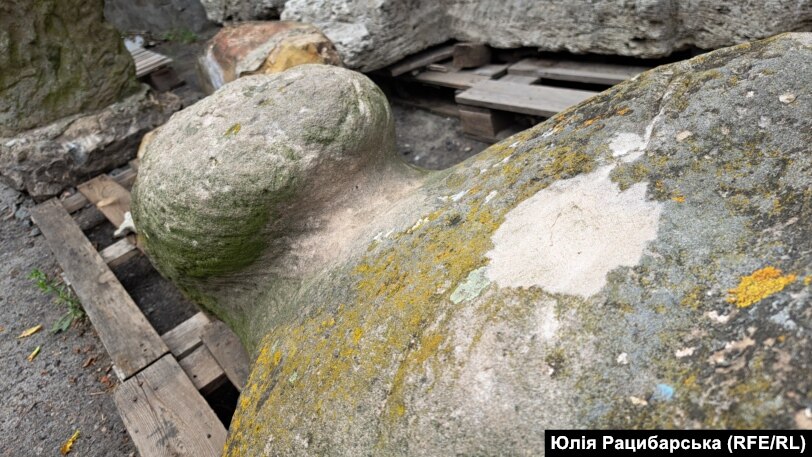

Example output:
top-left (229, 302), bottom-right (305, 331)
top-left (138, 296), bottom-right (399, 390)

top-left (60, 430), bottom-right (80, 455)
top-left (27, 346), bottom-right (41, 362)
top-left (82, 356), bottom-right (96, 368)
top-left (96, 197), bottom-right (117, 208)
top-left (18, 324), bottom-right (42, 338)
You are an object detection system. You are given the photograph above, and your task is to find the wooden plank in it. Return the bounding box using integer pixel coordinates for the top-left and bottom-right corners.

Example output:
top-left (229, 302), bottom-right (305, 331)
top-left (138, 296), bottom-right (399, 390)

top-left (413, 70), bottom-right (489, 90)
top-left (60, 166), bottom-right (137, 214)
top-left (201, 321), bottom-right (250, 391)
top-left (459, 106), bottom-right (511, 142)
top-left (178, 345), bottom-right (227, 394)
top-left (388, 44), bottom-right (455, 77)
top-left (472, 63), bottom-right (508, 78)
top-left (390, 97), bottom-right (460, 118)
top-left (507, 58), bottom-right (648, 85)
top-left (498, 74), bottom-right (541, 84)
top-left (99, 236), bottom-right (139, 268)
top-left (114, 354), bottom-right (227, 457)
top-left (30, 200), bottom-right (168, 379)
top-left (456, 80), bottom-right (598, 117)
top-left (162, 312), bottom-right (212, 359)
top-left (78, 175), bottom-right (132, 227)
top-left (452, 43), bottom-right (491, 69)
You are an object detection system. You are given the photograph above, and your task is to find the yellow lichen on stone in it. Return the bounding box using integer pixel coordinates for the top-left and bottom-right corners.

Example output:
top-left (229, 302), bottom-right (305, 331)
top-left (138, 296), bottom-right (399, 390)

top-left (726, 266), bottom-right (796, 308)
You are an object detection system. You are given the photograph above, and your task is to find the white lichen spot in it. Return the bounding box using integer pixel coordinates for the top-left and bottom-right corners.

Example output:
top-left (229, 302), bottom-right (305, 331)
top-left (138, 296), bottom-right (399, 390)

top-left (451, 190), bottom-right (467, 202)
top-left (509, 141), bottom-right (519, 148)
top-left (450, 267), bottom-right (490, 304)
top-left (616, 352), bottom-right (629, 365)
top-left (705, 310), bottom-right (733, 324)
top-left (675, 130), bottom-right (693, 142)
top-left (609, 132), bottom-right (646, 161)
top-left (779, 93), bottom-right (796, 104)
top-left (485, 166), bottom-right (662, 297)
top-left (484, 190), bottom-right (498, 204)
top-left (407, 217), bottom-right (428, 234)
top-left (629, 396), bottom-right (649, 406)
top-left (745, 91), bottom-right (755, 98)
top-left (675, 347), bottom-right (696, 358)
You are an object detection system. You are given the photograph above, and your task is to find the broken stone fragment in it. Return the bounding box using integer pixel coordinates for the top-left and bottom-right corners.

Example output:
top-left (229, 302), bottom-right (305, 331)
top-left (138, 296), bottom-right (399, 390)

top-left (133, 34), bottom-right (812, 454)
top-left (0, 87), bottom-right (181, 198)
top-left (198, 21), bottom-right (343, 93)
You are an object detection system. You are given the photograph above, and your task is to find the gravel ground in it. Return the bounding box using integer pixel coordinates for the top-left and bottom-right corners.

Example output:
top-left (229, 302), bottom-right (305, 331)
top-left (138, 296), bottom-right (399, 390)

top-left (0, 188), bottom-right (136, 457)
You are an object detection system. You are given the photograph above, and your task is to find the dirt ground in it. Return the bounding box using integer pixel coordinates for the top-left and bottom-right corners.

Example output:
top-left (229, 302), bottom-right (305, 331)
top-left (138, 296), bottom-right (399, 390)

top-left (0, 30), bottom-right (489, 457)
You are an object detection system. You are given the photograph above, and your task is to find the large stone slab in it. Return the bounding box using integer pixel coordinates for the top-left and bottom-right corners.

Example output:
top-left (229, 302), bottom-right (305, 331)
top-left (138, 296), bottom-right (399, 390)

top-left (0, 87), bottom-right (181, 198)
top-left (0, 0), bottom-right (139, 136)
top-left (198, 21), bottom-right (342, 93)
top-left (134, 34), bottom-right (812, 455)
top-left (279, 0), bottom-right (812, 71)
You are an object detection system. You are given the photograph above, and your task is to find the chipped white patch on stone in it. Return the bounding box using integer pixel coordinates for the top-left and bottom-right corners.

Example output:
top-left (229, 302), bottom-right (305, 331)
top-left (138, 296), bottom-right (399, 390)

top-left (492, 155), bottom-right (513, 168)
top-left (509, 141), bottom-right (519, 148)
top-left (484, 190), bottom-right (498, 203)
top-left (705, 310), bottom-right (733, 324)
top-left (616, 352), bottom-right (629, 365)
top-left (675, 347), bottom-right (696, 358)
top-left (675, 130), bottom-right (693, 142)
top-left (486, 166), bottom-right (662, 298)
top-left (746, 91), bottom-right (755, 98)
top-left (779, 93), bottom-right (796, 104)
top-left (609, 132), bottom-right (646, 161)
top-left (451, 190), bottom-right (467, 202)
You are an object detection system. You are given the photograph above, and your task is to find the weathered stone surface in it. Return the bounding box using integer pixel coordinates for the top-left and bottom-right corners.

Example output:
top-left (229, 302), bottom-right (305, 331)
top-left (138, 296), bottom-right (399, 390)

top-left (0, 0), bottom-right (139, 136)
top-left (200, 0), bottom-right (287, 23)
top-left (0, 87), bottom-right (181, 198)
top-left (134, 34), bottom-right (812, 455)
top-left (104, 0), bottom-right (213, 35)
top-left (280, 0), bottom-right (812, 71)
top-left (198, 21), bottom-right (342, 93)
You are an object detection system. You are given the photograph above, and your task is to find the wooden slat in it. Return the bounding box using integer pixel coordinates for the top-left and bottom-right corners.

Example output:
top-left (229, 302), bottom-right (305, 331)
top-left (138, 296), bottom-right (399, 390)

top-left (162, 312), bottom-right (212, 359)
top-left (456, 80), bottom-right (598, 117)
top-left (472, 63), bottom-right (508, 78)
top-left (498, 74), bottom-right (541, 84)
top-left (413, 70), bottom-right (490, 90)
top-left (61, 166), bottom-right (137, 214)
top-left (459, 106), bottom-right (510, 142)
top-left (178, 345), bottom-right (227, 394)
top-left (390, 97), bottom-right (460, 118)
top-left (388, 44), bottom-right (455, 76)
top-left (201, 321), bottom-right (250, 392)
top-left (452, 42), bottom-right (491, 69)
top-left (99, 236), bottom-right (139, 268)
top-left (114, 354), bottom-right (227, 457)
top-left (30, 200), bottom-right (168, 379)
top-left (78, 175), bottom-right (132, 227)
top-left (507, 58), bottom-right (648, 85)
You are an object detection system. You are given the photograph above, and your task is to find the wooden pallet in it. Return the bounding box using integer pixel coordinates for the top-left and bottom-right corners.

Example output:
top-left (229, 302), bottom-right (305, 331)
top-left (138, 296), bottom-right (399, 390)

top-left (385, 44), bottom-right (651, 142)
top-left (130, 47), bottom-right (173, 78)
top-left (30, 164), bottom-right (251, 457)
